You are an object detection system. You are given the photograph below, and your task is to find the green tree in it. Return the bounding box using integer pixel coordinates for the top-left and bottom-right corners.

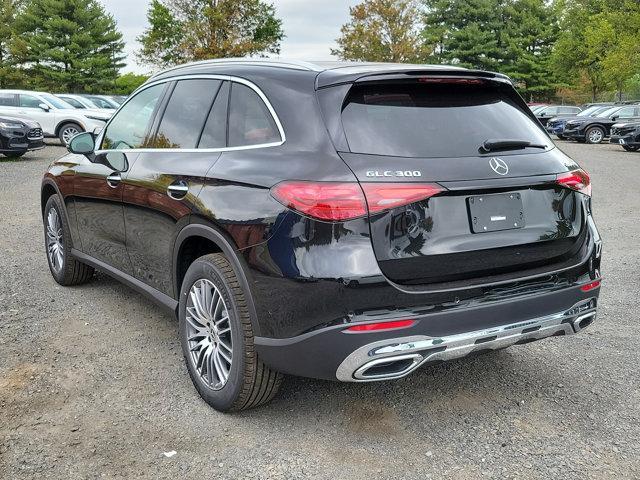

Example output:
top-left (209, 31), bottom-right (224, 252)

top-left (423, 0), bottom-right (504, 70)
top-left (112, 73), bottom-right (149, 95)
top-left (0, 0), bottom-right (24, 88)
top-left (13, 0), bottom-right (125, 92)
top-left (135, 0), bottom-right (183, 69)
top-left (332, 0), bottom-right (428, 62)
top-left (137, 0), bottom-right (284, 70)
top-left (423, 0), bottom-right (558, 100)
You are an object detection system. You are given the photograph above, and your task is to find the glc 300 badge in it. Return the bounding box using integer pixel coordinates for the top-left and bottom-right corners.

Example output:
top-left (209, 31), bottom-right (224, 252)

top-left (489, 157), bottom-right (509, 176)
top-left (366, 170), bottom-right (422, 177)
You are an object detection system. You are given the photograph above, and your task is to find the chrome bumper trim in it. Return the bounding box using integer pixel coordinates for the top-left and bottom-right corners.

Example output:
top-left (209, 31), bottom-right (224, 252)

top-left (336, 298), bottom-right (597, 382)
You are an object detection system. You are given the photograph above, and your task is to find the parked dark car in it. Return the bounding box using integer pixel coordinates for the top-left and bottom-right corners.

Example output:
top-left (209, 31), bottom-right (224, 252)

top-left (609, 120), bottom-right (640, 151)
top-left (0, 116), bottom-right (44, 158)
top-left (563, 104), bottom-right (640, 143)
top-left (535, 105), bottom-right (582, 126)
top-left (546, 104), bottom-right (614, 139)
top-left (41, 60), bottom-right (602, 411)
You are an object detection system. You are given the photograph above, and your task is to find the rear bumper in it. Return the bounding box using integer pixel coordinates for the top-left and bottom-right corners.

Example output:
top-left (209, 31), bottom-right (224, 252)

top-left (255, 284), bottom-right (600, 381)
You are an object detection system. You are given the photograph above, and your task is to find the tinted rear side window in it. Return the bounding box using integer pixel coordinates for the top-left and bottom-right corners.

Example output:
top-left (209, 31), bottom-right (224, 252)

top-left (154, 79), bottom-right (222, 149)
top-left (341, 82), bottom-right (549, 158)
top-left (228, 83), bottom-right (281, 147)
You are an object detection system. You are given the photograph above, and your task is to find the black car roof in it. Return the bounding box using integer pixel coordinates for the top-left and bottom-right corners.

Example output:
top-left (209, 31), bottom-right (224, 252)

top-left (149, 58), bottom-right (513, 89)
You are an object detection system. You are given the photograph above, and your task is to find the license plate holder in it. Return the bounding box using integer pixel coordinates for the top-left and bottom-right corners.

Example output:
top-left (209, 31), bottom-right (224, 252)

top-left (468, 193), bottom-right (525, 233)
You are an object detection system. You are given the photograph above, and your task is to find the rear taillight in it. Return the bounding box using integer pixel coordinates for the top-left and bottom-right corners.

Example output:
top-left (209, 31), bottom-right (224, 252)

top-left (361, 183), bottom-right (445, 214)
top-left (580, 279), bottom-right (601, 292)
top-left (270, 181), bottom-right (445, 222)
top-left (556, 169), bottom-right (591, 196)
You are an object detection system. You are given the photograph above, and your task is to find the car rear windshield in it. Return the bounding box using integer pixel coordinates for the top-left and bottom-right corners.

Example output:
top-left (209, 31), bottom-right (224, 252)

top-left (341, 81), bottom-right (550, 158)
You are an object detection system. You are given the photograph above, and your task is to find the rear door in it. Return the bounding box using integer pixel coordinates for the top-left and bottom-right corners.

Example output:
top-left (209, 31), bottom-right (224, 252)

top-left (333, 78), bottom-right (588, 285)
top-left (122, 78), bottom-right (227, 296)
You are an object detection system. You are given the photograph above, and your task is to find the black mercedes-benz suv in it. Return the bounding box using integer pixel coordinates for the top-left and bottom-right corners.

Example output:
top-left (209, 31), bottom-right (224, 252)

top-left (41, 60), bottom-right (602, 412)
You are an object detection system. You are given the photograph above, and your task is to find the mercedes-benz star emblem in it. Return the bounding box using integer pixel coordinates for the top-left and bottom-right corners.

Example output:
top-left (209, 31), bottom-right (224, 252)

top-left (489, 157), bottom-right (509, 176)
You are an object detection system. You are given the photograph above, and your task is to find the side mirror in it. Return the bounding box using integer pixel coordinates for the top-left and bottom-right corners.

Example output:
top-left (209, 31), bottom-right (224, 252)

top-left (95, 151), bottom-right (129, 172)
top-left (68, 132), bottom-right (95, 155)
top-left (38, 103), bottom-right (50, 112)
top-left (611, 115), bottom-right (618, 121)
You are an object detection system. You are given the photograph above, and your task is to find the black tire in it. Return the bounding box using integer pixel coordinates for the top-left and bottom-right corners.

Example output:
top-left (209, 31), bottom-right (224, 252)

top-left (585, 126), bottom-right (605, 144)
top-left (57, 122), bottom-right (83, 146)
top-left (2, 151), bottom-right (26, 158)
top-left (179, 253), bottom-right (282, 412)
top-left (43, 194), bottom-right (94, 286)
top-left (622, 145), bottom-right (640, 152)
top-left (556, 135), bottom-right (565, 140)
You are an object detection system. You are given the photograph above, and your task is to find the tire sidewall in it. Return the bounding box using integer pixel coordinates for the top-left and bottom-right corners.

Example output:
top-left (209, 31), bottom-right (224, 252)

top-left (178, 257), bottom-right (247, 411)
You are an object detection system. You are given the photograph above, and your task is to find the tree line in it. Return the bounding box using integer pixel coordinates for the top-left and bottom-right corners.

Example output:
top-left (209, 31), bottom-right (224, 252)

top-left (333, 0), bottom-right (640, 102)
top-left (1, 0), bottom-right (639, 101)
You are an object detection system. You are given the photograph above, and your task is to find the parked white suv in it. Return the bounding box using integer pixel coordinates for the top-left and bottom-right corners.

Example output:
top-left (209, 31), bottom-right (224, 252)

top-left (0, 90), bottom-right (110, 145)
top-left (55, 94), bottom-right (115, 116)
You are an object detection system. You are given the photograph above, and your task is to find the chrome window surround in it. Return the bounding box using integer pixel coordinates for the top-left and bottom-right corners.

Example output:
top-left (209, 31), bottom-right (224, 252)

top-left (94, 74), bottom-right (286, 154)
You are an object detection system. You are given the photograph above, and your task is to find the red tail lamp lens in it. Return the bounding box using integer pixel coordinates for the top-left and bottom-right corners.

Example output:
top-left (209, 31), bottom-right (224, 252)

top-left (270, 182), bottom-right (367, 221)
top-left (344, 319), bottom-right (416, 333)
top-left (557, 169), bottom-right (591, 196)
top-left (270, 182), bottom-right (445, 221)
top-left (580, 280), bottom-right (601, 292)
top-left (361, 183), bottom-right (445, 214)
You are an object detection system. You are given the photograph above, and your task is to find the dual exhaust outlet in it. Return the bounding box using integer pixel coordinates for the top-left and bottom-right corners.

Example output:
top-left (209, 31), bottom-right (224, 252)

top-left (339, 302), bottom-right (597, 382)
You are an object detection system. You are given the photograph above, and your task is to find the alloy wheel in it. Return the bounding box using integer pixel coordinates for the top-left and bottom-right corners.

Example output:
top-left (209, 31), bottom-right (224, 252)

top-left (46, 208), bottom-right (64, 273)
top-left (62, 126), bottom-right (80, 145)
top-left (185, 279), bottom-right (233, 390)
top-left (588, 128), bottom-right (603, 143)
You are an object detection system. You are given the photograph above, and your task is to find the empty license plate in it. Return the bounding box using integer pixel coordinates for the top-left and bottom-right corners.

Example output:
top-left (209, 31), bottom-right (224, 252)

top-left (468, 193), bottom-right (525, 233)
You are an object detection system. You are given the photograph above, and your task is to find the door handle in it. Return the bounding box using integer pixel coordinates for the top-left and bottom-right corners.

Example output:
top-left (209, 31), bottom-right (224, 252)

top-left (167, 180), bottom-right (189, 200)
top-left (106, 172), bottom-right (121, 188)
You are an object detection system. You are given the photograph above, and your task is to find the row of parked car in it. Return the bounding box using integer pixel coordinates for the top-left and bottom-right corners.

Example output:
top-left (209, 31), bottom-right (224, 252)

top-left (0, 90), bottom-right (125, 158)
top-left (530, 102), bottom-right (640, 152)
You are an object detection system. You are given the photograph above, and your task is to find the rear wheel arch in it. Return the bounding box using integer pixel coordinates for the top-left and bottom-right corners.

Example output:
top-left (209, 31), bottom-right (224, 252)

top-left (173, 223), bottom-right (262, 336)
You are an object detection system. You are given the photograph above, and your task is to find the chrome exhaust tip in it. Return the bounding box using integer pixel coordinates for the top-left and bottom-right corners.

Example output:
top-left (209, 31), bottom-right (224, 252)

top-left (572, 312), bottom-right (596, 332)
top-left (353, 353), bottom-right (423, 381)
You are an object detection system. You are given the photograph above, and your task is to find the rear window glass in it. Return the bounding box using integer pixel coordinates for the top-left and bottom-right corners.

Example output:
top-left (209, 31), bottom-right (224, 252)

top-left (341, 82), bottom-right (550, 158)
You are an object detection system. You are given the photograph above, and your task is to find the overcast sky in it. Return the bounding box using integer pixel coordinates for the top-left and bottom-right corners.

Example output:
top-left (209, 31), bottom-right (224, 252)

top-left (101, 0), bottom-right (361, 73)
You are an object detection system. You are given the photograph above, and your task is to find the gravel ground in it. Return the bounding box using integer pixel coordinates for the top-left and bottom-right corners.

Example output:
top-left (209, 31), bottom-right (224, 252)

top-left (0, 140), bottom-right (639, 480)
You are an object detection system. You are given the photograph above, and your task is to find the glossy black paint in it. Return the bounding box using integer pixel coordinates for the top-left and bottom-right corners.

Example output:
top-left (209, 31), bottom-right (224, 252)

top-left (0, 116), bottom-right (44, 154)
top-left (41, 61), bottom-right (603, 379)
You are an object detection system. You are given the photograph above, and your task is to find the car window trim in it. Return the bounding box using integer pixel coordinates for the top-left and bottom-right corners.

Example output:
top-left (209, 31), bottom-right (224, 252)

top-left (94, 74), bottom-right (286, 154)
top-left (195, 80), bottom-right (226, 148)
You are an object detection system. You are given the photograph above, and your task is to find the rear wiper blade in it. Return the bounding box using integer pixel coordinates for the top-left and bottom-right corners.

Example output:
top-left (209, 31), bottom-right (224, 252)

top-left (479, 139), bottom-right (548, 153)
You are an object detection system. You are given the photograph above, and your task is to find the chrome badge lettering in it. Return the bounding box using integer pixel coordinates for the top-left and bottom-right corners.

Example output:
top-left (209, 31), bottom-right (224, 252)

top-left (366, 170), bottom-right (422, 177)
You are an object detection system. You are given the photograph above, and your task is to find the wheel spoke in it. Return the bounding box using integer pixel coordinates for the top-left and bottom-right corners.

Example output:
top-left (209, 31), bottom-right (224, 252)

top-left (213, 350), bottom-right (227, 383)
top-left (218, 344), bottom-right (232, 364)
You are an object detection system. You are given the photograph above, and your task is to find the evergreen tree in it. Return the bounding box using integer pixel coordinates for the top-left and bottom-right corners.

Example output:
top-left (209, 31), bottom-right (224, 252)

top-left (0, 0), bottom-right (24, 88)
top-left (332, 0), bottom-right (429, 63)
top-left (422, 0), bottom-right (558, 100)
top-left (137, 0), bottom-right (284, 70)
top-left (13, 0), bottom-right (125, 92)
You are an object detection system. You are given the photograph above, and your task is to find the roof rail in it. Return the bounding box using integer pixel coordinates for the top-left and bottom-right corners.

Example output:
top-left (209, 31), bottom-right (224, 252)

top-left (149, 58), bottom-right (322, 79)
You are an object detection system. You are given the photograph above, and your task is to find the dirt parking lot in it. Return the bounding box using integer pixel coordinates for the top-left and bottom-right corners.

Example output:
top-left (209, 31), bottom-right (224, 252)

top-left (1, 140), bottom-right (639, 479)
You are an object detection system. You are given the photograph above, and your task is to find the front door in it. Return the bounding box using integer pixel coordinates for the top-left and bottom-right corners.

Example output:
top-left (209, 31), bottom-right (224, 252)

top-left (17, 93), bottom-right (56, 134)
top-left (74, 82), bottom-right (168, 275)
